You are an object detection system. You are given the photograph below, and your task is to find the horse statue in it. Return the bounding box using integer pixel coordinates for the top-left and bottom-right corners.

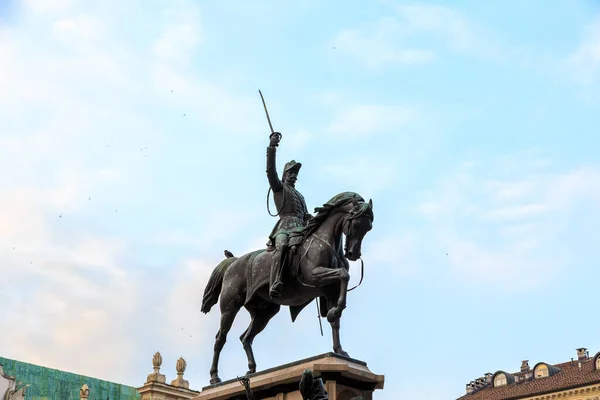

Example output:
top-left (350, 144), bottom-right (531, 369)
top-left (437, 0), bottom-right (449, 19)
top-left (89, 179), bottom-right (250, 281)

top-left (201, 191), bottom-right (374, 384)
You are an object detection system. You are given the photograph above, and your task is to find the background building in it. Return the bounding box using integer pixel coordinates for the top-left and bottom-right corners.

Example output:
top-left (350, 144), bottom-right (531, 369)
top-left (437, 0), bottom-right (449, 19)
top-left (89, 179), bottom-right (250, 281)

top-left (0, 356), bottom-right (139, 400)
top-left (458, 348), bottom-right (600, 400)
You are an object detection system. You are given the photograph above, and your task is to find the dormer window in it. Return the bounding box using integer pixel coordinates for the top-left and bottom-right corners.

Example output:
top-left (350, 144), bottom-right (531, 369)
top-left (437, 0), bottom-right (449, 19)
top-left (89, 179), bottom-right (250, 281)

top-left (532, 362), bottom-right (561, 378)
top-left (596, 356), bottom-right (600, 370)
top-left (491, 371), bottom-right (515, 387)
top-left (494, 373), bottom-right (507, 387)
top-left (535, 364), bottom-right (549, 378)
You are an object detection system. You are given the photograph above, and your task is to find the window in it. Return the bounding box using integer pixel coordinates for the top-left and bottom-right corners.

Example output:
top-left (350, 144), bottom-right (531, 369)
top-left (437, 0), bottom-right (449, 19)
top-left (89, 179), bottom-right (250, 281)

top-left (494, 373), bottom-right (507, 387)
top-left (596, 357), bottom-right (600, 370)
top-left (535, 364), bottom-right (549, 378)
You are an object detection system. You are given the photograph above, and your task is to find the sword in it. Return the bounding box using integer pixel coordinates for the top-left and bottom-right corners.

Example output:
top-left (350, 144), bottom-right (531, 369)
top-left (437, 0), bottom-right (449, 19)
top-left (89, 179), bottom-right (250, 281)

top-left (316, 299), bottom-right (323, 336)
top-left (258, 90), bottom-right (281, 140)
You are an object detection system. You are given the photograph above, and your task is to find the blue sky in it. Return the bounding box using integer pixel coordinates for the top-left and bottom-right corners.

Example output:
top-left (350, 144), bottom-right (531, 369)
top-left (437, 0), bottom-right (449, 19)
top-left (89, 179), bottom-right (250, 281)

top-left (1, 1), bottom-right (599, 399)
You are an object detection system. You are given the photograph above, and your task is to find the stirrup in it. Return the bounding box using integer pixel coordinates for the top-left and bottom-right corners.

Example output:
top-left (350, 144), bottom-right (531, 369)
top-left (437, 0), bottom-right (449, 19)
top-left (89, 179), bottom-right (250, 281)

top-left (269, 282), bottom-right (283, 298)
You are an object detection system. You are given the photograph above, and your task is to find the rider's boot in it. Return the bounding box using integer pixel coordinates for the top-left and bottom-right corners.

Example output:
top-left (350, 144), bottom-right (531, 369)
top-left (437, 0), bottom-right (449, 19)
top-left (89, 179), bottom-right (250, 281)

top-left (269, 249), bottom-right (284, 298)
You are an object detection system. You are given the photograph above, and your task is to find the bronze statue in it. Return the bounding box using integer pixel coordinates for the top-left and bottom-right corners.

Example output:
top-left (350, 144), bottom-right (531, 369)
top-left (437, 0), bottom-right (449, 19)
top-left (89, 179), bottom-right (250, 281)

top-left (200, 92), bottom-right (374, 385)
top-left (299, 369), bottom-right (328, 400)
top-left (201, 185), bottom-right (373, 384)
top-left (265, 131), bottom-right (312, 298)
top-left (237, 376), bottom-right (254, 400)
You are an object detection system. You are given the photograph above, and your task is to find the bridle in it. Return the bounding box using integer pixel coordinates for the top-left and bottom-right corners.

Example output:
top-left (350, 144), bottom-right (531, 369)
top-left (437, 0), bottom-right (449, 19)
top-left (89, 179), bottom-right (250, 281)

top-left (297, 207), bottom-right (369, 293)
top-left (298, 202), bottom-right (371, 337)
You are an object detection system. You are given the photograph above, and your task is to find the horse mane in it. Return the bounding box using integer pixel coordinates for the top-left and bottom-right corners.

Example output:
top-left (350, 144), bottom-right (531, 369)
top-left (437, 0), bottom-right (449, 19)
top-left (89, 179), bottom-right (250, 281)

top-left (302, 191), bottom-right (368, 238)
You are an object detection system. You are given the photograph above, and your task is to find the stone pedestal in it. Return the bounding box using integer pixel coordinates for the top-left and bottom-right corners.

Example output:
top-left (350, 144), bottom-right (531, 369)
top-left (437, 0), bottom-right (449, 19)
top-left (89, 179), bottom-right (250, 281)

top-left (138, 381), bottom-right (200, 400)
top-left (138, 353), bottom-right (199, 400)
top-left (194, 353), bottom-right (384, 400)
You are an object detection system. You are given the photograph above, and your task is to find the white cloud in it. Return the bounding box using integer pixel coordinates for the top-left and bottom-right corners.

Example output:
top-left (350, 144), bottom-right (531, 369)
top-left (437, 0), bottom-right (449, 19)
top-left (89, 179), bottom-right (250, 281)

top-left (285, 128), bottom-right (312, 151)
top-left (330, 4), bottom-right (500, 69)
top-left (394, 4), bottom-right (479, 52)
top-left (1, 228), bottom-right (140, 380)
top-left (483, 203), bottom-right (549, 221)
top-left (158, 258), bottom-right (220, 361)
top-left (0, 0), bottom-right (261, 388)
top-left (315, 90), bottom-right (344, 107)
top-left (565, 15), bottom-right (600, 85)
top-left (331, 18), bottom-right (435, 68)
top-left (418, 155), bottom-right (600, 290)
top-left (322, 157), bottom-right (397, 198)
top-left (326, 105), bottom-right (416, 139)
top-left (152, 6), bottom-right (202, 66)
top-left (365, 233), bottom-right (417, 277)
top-left (52, 15), bottom-right (105, 40)
top-left (0, 186), bottom-right (223, 385)
top-left (23, 0), bottom-right (72, 13)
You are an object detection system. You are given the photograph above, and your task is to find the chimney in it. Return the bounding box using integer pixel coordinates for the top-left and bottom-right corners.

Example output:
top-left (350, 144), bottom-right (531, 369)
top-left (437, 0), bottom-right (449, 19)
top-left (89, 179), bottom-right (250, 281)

top-left (521, 360), bottom-right (530, 372)
top-left (467, 381), bottom-right (478, 394)
top-left (466, 382), bottom-right (475, 394)
top-left (484, 373), bottom-right (493, 384)
top-left (577, 348), bottom-right (588, 361)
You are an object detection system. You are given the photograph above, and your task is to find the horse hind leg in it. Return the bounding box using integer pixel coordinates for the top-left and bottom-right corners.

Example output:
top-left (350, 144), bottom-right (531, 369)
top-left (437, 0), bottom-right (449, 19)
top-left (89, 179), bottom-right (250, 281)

top-left (209, 295), bottom-right (243, 384)
top-left (240, 302), bottom-right (280, 375)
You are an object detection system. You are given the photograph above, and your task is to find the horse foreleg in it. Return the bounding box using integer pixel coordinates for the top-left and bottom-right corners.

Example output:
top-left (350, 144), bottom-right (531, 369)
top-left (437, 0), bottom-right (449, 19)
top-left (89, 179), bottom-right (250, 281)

top-left (326, 268), bottom-right (349, 323)
top-left (330, 316), bottom-right (349, 357)
top-left (307, 267), bottom-right (350, 323)
top-left (210, 298), bottom-right (243, 384)
top-left (240, 303), bottom-right (280, 375)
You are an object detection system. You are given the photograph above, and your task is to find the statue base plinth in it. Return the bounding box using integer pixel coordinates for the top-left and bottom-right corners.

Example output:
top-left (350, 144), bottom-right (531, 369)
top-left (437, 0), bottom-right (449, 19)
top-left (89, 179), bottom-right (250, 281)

top-left (194, 353), bottom-right (384, 400)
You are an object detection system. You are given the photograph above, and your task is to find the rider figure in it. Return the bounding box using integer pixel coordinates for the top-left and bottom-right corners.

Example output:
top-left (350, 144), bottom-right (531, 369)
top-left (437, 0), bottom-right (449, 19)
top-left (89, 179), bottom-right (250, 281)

top-left (266, 132), bottom-right (312, 298)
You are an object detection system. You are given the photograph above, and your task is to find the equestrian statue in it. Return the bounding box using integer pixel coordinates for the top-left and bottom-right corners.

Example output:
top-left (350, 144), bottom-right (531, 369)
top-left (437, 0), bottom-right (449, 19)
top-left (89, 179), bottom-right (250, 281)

top-left (200, 92), bottom-right (374, 385)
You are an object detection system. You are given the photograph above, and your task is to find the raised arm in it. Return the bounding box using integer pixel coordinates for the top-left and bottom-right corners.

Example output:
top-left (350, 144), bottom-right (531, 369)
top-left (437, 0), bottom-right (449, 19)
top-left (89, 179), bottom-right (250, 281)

top-left (266, 132), bottom-right (283, 192)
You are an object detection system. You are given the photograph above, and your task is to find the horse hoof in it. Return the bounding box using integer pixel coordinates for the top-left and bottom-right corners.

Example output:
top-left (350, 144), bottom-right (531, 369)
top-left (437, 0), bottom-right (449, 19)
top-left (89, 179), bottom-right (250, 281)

top-left (246, 369), bottom-right (256, 375)
top-left (210, 376), bottom-right (222, 385)
top-left (335, 349), bottom-right (350, 358)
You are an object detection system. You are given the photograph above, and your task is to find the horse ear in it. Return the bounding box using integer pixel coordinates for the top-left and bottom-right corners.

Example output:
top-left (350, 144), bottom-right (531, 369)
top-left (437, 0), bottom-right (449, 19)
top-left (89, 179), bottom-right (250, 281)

top-left (368, 199), bottom-right (373, 209)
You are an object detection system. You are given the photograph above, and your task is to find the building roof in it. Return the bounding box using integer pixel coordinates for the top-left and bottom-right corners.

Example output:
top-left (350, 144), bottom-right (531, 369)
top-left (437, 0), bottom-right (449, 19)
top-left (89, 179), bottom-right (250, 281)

top-left (457, 354), bottom-right (600, 400)
top-left (0, 356), bottom-right (140, 400)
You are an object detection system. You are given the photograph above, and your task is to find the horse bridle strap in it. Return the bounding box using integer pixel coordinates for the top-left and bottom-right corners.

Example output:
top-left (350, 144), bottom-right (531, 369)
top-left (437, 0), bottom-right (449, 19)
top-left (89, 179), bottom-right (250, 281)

top-left (346, 257), bottom-right (364, 292)
top-left (310, 235), bottom-right (365, 293)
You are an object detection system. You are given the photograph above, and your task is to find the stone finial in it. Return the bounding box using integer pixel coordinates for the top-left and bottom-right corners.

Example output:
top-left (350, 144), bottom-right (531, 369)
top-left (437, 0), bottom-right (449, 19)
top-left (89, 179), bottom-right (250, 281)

top-left (146, 351), bottom-right (166, 384)
top-left (153, 352), bottom-right (163, 370)
top-left (170, 357), bottom-right (189, 389)
top-left (176, 357), bottom-right (187, 375)
top-left (80, 384), bottom-right (90, 400)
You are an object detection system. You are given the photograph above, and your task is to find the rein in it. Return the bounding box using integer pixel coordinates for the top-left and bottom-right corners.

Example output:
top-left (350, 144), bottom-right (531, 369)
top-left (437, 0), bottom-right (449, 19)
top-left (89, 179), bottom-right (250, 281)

top-left (266, 186), bottom-right (284, 217)
top-left (346, 257), bottom-right (364, 292)
top-left (299, 235), bottom-right (366, 293)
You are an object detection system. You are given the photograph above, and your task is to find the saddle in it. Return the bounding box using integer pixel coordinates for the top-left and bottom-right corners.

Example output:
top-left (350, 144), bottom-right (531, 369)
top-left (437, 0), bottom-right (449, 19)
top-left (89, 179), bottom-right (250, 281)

top-left (245, 237), bottom-right (304, 304)
top-left (265, 231), bottom-right (304, 251)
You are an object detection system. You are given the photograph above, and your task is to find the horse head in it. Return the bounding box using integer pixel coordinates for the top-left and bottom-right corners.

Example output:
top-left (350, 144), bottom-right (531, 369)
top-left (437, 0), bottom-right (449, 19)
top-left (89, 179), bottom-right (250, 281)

top-left (302, 192), bottom-right (374, 261)
top-left (343, 197), bottom-right (373, 261)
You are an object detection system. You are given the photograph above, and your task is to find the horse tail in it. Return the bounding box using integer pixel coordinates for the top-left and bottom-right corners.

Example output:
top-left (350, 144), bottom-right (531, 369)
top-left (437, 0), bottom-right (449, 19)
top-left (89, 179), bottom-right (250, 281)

top-left (201, 252), bottom-right (237, 314)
